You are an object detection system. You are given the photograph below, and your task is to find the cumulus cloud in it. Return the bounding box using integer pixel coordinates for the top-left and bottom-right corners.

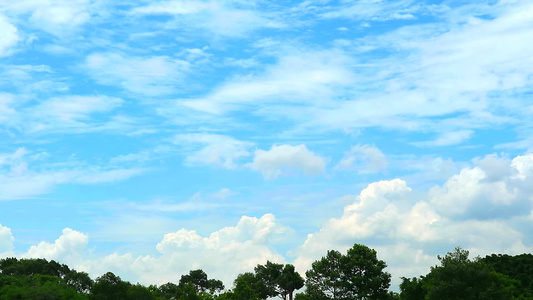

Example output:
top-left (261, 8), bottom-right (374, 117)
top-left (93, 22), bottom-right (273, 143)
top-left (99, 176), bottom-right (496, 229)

top-left (0, 224), bottom-right (14, 254)
top-left (9, 214), bottom-right (287, 287)
top-left (429, 153), bottom-right (533, 219)
top-left (250, 144), bottom-right (327, 179)
top-left (294, 154), bottom-right (533, 285)
top-left (173, 133), bottom-right (253, 169)
top-left (84, 52), bottom-right (190, 96)
top-left (24, 228), bottom-right (88, 262)
top-left (4, 152), bottom-right (533, 289)
top-left (336, 144), bottom-right (388, 173)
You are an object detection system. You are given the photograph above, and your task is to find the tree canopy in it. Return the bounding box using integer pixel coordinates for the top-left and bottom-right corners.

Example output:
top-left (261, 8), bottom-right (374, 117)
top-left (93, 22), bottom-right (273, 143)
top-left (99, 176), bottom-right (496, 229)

top-left (299, 243), bottom-right (391, 300)
top-left (0, 246), bottom-right (531, 300)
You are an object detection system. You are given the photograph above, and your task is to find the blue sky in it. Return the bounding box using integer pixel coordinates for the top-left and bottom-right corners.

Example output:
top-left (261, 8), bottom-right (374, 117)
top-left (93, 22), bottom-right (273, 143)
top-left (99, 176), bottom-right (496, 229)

top-left (1, 0), bottom-right (533, 290)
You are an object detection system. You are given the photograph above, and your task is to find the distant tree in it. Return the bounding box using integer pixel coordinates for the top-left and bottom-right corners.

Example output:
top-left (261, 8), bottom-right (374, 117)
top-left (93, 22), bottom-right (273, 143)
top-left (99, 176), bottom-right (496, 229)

top-left (482, 253), bottom-right (533, 299)
top-left (159, 282), bottom-right (180, 299)
top-left (179, 269), bottom-right (224, 295)
top-left (0, 274), bottom-right (87, 299)
top-left (399, 276), bottom-right (425, 300)
top-left (90, 272), bottom-right (130, 300)
top-left (254, 261), bottom-right (304, 300)
top-left (302, 243), bottom-right (391, 299)
top-left (278, 264), bottom-right (304, 300)
top-left (423, 247), bottom-right (515, 300)
top-left (127, 283), bottom-right (156, 300)
top-left (65, 270), bottom-right (94, 294)
top-left (233, 272), bottom-right (266, 300)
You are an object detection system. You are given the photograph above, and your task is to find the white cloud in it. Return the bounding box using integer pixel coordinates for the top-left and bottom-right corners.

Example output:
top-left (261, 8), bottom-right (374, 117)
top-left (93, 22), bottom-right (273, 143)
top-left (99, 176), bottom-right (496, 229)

top-left (428, 153), bottom-right (533, 218)
top-left (0, 0), bottom-right (94, 35)
top-left (212, 188), bottom-right (236, 200)
top-left (0, 148), bottom-right (144, 200)
top-left (250, 144), bottom-right (327, 179)
top-left (0, 14), bottom-right (19, 56)
top-left (301, 1), bottom-right (533, 134)
top-left (180, 50), bottom-right (355, 114)
top-left (336, 144), bottom-right (388, 173)
top-left (318, 0), bottom-right (420, 21)
top-left (25, 96), bottom-right (124, 132)
top-left (173, 133), bottom-right (253, 169)
top-left (85, 52), bottom-right (190, 96)
top-left (414, 130), bottom-right (474, 147)
top-left (293, 165), bottom-right (533, 287)
top-left (394, 156), bottom-right (459, 182)
top-left (24, 228), bottom-right (89, 262)
top-left (113, 213), bottom-right (286, 285)
top-left (0, 93), bottom-right (128, 134)
top-left (32, 96), bottom-right (124, 122)
top-left (131, 0), bottom-right (281, 37)
top-left (0, 223), bottom-right (14, 254)
top-left (0, 93), bottom-right (16, 122)
top-left (5, 151), bottom-right (533, 289)
top-left (12, 214), bottom-right (288, 287)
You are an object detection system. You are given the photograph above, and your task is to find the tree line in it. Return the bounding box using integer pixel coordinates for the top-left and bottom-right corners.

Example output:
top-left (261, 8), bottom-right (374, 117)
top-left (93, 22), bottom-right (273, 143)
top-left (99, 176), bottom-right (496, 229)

top-left (0, 244), bottom-right (531, 299)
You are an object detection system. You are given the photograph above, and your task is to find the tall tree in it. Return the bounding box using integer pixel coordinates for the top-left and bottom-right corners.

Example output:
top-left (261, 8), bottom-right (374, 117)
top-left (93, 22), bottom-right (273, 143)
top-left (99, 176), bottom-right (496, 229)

top-left (179, 269), bottom-right (224, 294)
top-left (302, 243), bottom-right (391, 300)
top-left (278, 264), bottom-right (304, 300)
top-left (423, 247), bottom-right (516, 300)
top-left (90, 272), bottom-right (130, 300)
top-left (254, 261), bottom-right (304, 300)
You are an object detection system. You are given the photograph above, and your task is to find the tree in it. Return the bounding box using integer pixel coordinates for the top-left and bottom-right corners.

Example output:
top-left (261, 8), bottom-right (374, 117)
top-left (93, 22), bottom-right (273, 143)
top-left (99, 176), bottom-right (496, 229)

top-left (0, 274), bottom-right (88, 300)
top-left (233, 272), bottom-right (267, 300)
top-left (254, 261), bottom-right (304, 300)
top-left (179, 269), bottom-right (224, 295)
top-left (302, 243), bottom-right (391, 300)
top-left (159, 282), bottom-right (180, 299)
top-left (278, 264), bottom-right (304, 300)
top-left (482, 253), bottom-right (533, 299)
top-left (127, 284), bottom-right (156, 300)
top-left (90, 272), bottom-right (130, 300)
top-left (399, 277), bottom-right (426, 300)
top-left (423, 247), bottom-right (515, 300)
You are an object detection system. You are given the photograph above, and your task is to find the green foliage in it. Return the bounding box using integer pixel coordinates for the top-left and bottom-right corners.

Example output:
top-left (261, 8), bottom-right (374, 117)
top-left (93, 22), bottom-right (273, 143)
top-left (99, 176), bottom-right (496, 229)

top-left (0, 274), bottom-right (88, 299)
top-left (233, 272), bottom-right (266, 300)
top-left (402, 247), bottom-right (518, 300)
top-left (90, 271), bottom-right (131, 300)
top-left (278, 264), bottom-right (305, 300)
top-left (302, 243), bottom-right (391, 300)
top-left (179, 269), bottom-right (225, 295)
top-left (1, 247), bottom-right (531, 300)
top-left (399, 277), bottom-right (426, 300)
top-left (482, 253), bottom-right (533, 299)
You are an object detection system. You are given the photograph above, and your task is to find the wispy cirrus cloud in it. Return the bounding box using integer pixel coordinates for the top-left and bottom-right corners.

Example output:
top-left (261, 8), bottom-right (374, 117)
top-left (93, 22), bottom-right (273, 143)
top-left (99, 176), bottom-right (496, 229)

top-left (0, 0), bottom-right (97, 36)
top-left (84, 52), bottom-right (190, 96)
top-left (180, 49), bottom-right (355, 114)
top-left (0, 148), bottom-right (144, 201)
top-left (130, 0), bottom-right (284, 38)
top-left (0, 14), bottom-right (19, 56)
